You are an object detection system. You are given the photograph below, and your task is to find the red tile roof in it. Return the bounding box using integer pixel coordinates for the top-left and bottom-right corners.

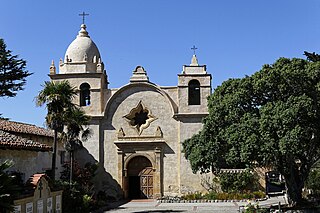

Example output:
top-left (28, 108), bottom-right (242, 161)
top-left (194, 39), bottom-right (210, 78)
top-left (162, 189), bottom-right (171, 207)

top-left (0, 130), bottom-right (52, 151)
top-left (26, 173), bottom-right (48, 189)
top-left (0, 119), bottom-right (54, 137)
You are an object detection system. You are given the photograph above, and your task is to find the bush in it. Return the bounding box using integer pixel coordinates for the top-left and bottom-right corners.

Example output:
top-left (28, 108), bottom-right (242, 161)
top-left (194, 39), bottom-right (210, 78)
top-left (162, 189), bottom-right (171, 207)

top-left (57, 161), bottom-right (99, 213)
top-left (203, 191), bottom-right (217, 200)
top-left (182, 191), bottom-right (265, 201)
top-left (181, 192), bottom-right (203, 200)
top-left (219, 170), bottom-right (259, 193)
top-left (306, 169), bottom-right (320, 196)
top-left (0, 161), bottom-right (20, 212)
top-left (56, 181), bottom-right (90, 213)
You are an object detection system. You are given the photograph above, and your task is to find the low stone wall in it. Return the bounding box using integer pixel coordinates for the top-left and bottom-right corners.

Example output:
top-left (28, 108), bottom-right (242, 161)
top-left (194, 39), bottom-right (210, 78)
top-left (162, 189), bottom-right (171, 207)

top-left (11, 174), bottom-right (63, 213)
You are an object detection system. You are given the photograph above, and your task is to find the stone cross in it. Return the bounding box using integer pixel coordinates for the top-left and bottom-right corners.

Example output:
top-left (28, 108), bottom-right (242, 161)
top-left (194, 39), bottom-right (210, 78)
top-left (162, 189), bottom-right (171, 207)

top-left (191, 45), bottom-right (198, 55)
top-left (38, 180), bottom-right (43, 198)
top-left (79, 12), bottom-right (89, 24)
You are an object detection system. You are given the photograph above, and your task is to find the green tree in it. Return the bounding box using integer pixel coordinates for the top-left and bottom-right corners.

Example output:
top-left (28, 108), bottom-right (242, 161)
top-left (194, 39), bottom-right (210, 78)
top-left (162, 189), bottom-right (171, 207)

top-left (62, 107), bottom-right (91, 185)
top-left (304, 51), bottom-right (320, 62)
top-left (0, 38), bottom-right (32, 97)
top-left (36, 80), bottom-right (77, 180)
top-left (183, 57), bottom-right (320, 206)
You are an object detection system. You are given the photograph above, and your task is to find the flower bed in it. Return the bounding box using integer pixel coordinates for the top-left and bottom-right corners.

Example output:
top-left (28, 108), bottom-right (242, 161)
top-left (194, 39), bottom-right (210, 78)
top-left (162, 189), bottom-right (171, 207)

top-left (157, 191), bottom-right (267, 203)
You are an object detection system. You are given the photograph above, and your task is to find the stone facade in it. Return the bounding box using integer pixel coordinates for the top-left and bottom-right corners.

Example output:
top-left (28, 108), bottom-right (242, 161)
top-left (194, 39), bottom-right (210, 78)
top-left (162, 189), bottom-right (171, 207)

top-left (50, 24), bottom-right (212, 199)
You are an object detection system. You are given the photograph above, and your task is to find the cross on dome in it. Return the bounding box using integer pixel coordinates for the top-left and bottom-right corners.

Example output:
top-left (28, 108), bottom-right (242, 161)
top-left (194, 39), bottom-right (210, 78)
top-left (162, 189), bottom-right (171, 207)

top-left (79, 12), bottom-right (89, 24)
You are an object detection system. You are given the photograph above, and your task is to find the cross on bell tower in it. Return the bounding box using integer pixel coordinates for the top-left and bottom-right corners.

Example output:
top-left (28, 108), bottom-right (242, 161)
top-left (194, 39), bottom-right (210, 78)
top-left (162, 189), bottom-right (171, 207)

top-left (191, 45), bottom-right (198, 55)
top-left (79, 12), bottom-right (89, 24)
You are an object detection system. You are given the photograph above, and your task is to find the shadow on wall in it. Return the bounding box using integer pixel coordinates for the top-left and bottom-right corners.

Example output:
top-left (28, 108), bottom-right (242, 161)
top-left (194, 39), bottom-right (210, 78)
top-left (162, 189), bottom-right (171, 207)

top-left (75, 147), bottom-right (123, 201)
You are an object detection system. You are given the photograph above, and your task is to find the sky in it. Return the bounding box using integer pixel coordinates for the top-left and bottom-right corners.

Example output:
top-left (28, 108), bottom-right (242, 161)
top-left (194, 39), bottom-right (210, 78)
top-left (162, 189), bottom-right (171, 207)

top-left (1, 0), bottom-right (320, 127)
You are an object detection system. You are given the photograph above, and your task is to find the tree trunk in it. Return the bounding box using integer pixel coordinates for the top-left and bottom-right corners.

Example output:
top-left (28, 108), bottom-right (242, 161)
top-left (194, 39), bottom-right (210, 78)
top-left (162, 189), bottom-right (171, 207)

top-left (69, 151), bottom-right (73, 187)
top-left (284, 170), bottom-right (303, 206)
top-left (51, 129), bottom-right (58, 180)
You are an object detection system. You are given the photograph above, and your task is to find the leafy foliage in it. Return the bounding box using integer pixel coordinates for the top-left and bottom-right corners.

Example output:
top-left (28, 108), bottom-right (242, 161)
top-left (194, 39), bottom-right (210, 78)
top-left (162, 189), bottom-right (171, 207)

top-left (0, 38), bottom-right (32, 98)
top-left (61, 161), bottom-right (97, 194)
top-left (219, 170), bottom-right (260, 193)
top-left (305, 168), bottom-right (320, 196)
top-left (304, 51), bottom-right (320, 62)
top-left (36, 80), bottom-right (78, 180)
top-left (58, 161), bottom-right (98, 213)
top-left (183, 57), bottom-right (320, 205)
top-left (36, 80), bottom-right (77, 132)
top-left (0, 161), bottom-right (21, 212)
top-left (181, 191), bottom-right (265, 200)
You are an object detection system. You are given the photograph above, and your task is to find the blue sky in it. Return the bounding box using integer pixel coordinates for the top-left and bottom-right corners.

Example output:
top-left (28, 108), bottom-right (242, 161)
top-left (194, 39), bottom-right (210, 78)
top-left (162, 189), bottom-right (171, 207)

top-left (1, 0), bottom-right (320, 127)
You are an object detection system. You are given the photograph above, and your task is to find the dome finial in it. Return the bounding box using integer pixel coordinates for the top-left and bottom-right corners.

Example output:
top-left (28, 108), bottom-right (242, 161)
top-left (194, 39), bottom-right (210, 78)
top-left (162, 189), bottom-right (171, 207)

top-left (190, 54), bottom-right (199, 66)
top-left (78, 24), bottom-right (89, 38)
top-left (77, 12), bottom-right (90, 37)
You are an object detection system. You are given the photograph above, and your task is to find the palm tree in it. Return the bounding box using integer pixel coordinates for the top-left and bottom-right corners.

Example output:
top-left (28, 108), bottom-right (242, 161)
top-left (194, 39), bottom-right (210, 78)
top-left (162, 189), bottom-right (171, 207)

top-left (36, 80), bottom-right (77, 180)
top-left (62, 107), bottom-right (91, 185)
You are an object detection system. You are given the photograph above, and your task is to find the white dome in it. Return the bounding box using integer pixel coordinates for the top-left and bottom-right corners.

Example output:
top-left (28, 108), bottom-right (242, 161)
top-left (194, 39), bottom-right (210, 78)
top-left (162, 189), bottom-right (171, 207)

top-left (64, 24), bottom-right (101, 64)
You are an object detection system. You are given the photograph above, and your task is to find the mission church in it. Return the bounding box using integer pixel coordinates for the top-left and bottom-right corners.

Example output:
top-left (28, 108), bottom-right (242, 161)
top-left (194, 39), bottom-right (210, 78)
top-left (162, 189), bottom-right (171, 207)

top-left (49, 23), bottom-right (212, 199)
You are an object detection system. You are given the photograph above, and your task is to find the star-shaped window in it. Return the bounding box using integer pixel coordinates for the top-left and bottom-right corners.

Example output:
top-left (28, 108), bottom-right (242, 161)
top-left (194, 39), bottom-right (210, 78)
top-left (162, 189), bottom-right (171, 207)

top-left (124, 101), bottom-right (156, 135)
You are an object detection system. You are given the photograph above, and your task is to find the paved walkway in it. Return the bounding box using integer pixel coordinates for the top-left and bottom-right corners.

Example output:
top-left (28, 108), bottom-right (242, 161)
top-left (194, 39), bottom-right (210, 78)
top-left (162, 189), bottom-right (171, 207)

top-left (103, 196), bottom-right (287, 213)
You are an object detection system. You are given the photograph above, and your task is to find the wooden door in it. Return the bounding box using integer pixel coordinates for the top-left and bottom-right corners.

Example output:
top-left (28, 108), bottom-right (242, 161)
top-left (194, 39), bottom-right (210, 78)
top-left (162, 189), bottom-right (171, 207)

top-left (140, 167), bottom-right (153, 198)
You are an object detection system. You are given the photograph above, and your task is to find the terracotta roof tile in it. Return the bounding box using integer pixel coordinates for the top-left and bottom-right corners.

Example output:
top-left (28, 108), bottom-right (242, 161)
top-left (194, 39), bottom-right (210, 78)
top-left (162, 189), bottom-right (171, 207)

top-left (26, 173), bottom-right (48, 188)
top-left (0, 119), bottom-right (54, 137)
top-left (0, 130), bottom-right (52, 151)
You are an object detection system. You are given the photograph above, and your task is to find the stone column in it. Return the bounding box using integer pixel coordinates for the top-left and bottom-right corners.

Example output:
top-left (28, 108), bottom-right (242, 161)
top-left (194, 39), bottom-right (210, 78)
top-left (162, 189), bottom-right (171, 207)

top-left (154, 147), bottom-right (162, 198)
top-left (117, 149), bottom-right (126, 198)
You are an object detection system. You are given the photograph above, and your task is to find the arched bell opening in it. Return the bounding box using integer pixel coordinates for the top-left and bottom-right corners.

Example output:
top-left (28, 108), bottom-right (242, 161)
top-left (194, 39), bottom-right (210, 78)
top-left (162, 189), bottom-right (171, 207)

top-left (188, 79), bottom-right (200, 105)
top-left (80, 83), bottom-right (91, 106)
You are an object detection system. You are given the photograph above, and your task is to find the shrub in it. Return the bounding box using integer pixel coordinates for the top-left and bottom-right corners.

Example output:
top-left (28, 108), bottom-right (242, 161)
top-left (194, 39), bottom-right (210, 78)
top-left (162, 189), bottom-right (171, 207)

top-left (182, 191), bottom-right (265, 201)
top-left (305, 169), bottom-right (320, 196)
top-left (0, 161), bottom-right (21, 212)
top-left (219, 170), bottom-right (259, 193)
top-left (58, 161), bottom-right (99, 213)
top-left (253, 191), bottom-right (265, 199)
top-left (203, 191), bottom-right (217, 200)
top-left (181, 192), bottom-right (203, 200)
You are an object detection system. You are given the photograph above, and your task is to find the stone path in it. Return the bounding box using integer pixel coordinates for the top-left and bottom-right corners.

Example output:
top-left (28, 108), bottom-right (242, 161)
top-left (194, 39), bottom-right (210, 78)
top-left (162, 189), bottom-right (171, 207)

top-left (103, 196), bottom-right (287, 213)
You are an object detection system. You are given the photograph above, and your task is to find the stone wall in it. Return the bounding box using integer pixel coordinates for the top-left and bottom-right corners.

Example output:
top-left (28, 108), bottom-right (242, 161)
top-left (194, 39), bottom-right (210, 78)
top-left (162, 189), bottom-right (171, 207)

top-left (1, 150), bottom-right (51, 183)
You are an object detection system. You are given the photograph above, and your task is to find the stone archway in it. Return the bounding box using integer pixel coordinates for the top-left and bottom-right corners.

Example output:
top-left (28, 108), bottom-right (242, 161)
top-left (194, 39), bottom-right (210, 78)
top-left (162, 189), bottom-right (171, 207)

top-left (127, 156), bottom-right (154, 199)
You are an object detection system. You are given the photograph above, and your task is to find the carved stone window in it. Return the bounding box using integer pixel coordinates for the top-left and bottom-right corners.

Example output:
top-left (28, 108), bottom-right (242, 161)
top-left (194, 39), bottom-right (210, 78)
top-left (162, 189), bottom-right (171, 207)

top-left (124, 101), bottom-right (156, 135)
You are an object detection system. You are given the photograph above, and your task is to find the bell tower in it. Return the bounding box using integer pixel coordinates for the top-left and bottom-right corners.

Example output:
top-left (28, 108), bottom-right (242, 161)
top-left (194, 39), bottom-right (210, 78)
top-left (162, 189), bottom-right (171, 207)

top-left (49, 23), bottom-right (108, 116)
top-left (177, 53), bottom-right (212, 115)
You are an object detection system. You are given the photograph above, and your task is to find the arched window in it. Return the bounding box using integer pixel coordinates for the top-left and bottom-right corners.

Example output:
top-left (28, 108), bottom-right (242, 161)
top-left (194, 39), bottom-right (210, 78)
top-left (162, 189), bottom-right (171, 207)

top-left (80, 83), bottom-right (91, 106)
top-left (188, 80), bottom-right (200, 105)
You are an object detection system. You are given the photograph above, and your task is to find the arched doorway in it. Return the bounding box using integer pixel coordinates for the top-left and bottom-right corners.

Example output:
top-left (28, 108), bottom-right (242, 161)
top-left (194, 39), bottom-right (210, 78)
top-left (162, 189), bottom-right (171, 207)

top-left (127, 156), bottom-right (154, 199)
